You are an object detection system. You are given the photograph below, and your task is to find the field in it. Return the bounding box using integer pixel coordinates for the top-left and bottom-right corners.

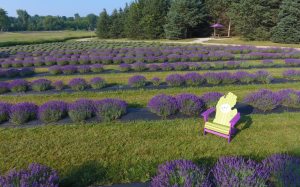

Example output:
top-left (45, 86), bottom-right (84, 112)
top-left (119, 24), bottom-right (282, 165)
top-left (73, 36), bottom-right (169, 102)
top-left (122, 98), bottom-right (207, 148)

top-left (0, 40), bottom-right (300, 186)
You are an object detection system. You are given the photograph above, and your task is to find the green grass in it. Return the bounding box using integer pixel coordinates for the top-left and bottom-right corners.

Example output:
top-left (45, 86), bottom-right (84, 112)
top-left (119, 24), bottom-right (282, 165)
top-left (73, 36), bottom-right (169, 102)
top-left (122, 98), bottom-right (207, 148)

top-left (98, 38), bottom-right (198, 43)
top-left (0, 31), bottom-right (96, 47)
top-left (0, 113), bottom-right (300, 186)
top-left (203, 37), bottom-right (300, 48)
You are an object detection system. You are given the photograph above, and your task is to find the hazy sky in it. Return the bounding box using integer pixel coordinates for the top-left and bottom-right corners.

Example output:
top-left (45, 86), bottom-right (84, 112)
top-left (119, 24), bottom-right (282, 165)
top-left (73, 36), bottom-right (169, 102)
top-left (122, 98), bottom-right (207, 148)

top-left (1, 0), bottom-right (132, 17)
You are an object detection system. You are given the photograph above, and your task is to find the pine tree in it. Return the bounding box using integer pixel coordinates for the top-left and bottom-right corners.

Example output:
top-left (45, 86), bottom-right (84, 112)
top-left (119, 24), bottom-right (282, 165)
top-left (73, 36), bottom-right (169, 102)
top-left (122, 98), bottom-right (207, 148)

top-left (96, 9), bottom-right (111, 38)
top-left (124, 0), bottom-right (144, 39)
top-left (271, 0), bottom-right (300, 43)
top-left (0, 8), bottom-right (10, 32)
top-left (109, 9), bottom-right (123, 38)
top-left (164, 0), bottom-right (206, 40)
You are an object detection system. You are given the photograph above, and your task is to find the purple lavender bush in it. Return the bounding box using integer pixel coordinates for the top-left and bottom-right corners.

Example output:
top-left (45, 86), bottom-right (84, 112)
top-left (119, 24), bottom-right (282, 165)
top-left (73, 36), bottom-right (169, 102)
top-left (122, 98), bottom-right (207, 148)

top-left (200, 92), bottom-right (224, 109)
top-left (128, 75), bottom-right (147, 87)
top-left (33, 59), bottom-right (45, 66)
top-left (11, 60), bottom-right (23, 67)
top-left (188, 62), bottom-right (200, 70)
top-left (69, 78), bottom-right (89, 90)
top-left (30, 79), bottom-right (52, 92)
top-left (157, 55), bottom-right (168, 62)
top-left (276, 89), bottom-right (300, 108)
top-left (91, 56), bottom-right (101, 64)
top-left (151, 77), bottom-right (161, 86)
top-left (175, 93), bottom-right (204, 115)
top-left (168, 54), bottom-right (181, 62)
top-left (6, 69), bottom-right (20, 77)
top-left (56, 57), bottom-right (69, 66)
top-left (132, 62), bottom-right (148, 71)
top-left (284, 59), bottom-right (300, 66)
top-left (53, 81), bottom-right (65, 90)
top-left (62, 65), bottom-right (77, 74)
top-left (101, 56), bottom-right (113, 64)
top-left (262, 59), bottom-right (275, 67)
top-left (200, 62), bottom-right (211, 69)
top-left (118, 63), bottom-right (132, 72)
top-left (135, 55), bottom-right (146, 62)
top-left (38, 100), bottom-right (68, 123)
top-left (0, 102), bottom-right (11, 122)
top-left (255, 70), bottom-right (274, 84)
top-left (49, 65), bottom-right (63, 75)
top-left (90, 64), bottom-right (104, 73)
top-left (90, 77), bottom-right (107, 89)
top-left (1, 61), bottom-right (11, 68)
top-left (173, 62), bottom-right (188, 71)
top-left (146, 56), bottom-right (157, 63)
top-left (212, 156), bottom-right (270, 187)
top-left (93, 98), bottom-right (127, 121)
top-left (78, 57), bottom-right (91, 64)
top-left (226, 61), bottom-right (240, 68)
top-left (45, 58), bottom-right (57, 66)
top-left (9, 102), bottom-right (38, 124)
top-left (184, 72), bottom-right (204, 86)
top-left (147, 94), bottom-right (179, 117)
top-left (0, 70), bottom-right (6, 78)
top-left (239, 61), bottom-right (250, 68)
top-left (160, 63), bottom-right (173, 71)
top-left (165, 74), bottom-right (185, 86)
top-left (123, 56), bottom-right (135, 64)
top-left (9, 79), bottom-right (29, 92)
top-left (203, 72), bottom-right (221, 84)
top-left (78, 65), bottom-right (91, 73)
top-left (282, 69), bottom-right (300, 80)
top-left (214, 61), bottom-right (224, 69)
top-left (233, 71), bottom-right (256, 83)
top-left (68, 98), bottom-right (94, 122)
top-left (218, 72), bottom-right (237, 84)
top-left (0, 82), bottom-right (10, 94)
top-left (151, 159), bottom-right (211, 187)
top-left (23, 60), bottom-right (34, 67)
top-left (148, 64), bottom-right (160, 71)
top-left (113, 56), bottom-right (123, 64)
top-left (263, 153), bottom-right (300, 187)
top-left (243, 89), bottom-right (283, 111)
top-left (0, 163), bottom-right (60, 186)
top-left (20, 68), bottom-right (35, 76)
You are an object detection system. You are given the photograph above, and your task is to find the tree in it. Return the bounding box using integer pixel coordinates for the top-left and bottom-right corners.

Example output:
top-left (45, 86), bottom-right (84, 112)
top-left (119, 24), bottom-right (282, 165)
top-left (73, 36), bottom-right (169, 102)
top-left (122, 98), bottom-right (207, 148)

top-left (74, 13), bottom-right (81, 21)
top-left (96, 9), bottom-right (111, 38)
top-left (86, 13), bottom-right (98, 29)
top-left (16, 9), bottom-right (30, 30)
top-left (164, 0), bottom-right (206, 39)
top-left (271, 0), bottom-right (300, 43)
top-left (0, 8), bottom-right (10, 32)
top-left (124, 0), bottom-right (144, 39)
top-left (109, 9), bottom-right (123, 38)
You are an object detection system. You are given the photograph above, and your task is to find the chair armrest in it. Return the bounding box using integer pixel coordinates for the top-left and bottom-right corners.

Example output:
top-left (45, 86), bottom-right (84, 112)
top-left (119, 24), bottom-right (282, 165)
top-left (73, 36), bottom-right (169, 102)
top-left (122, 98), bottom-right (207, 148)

top-left (201, 108), bottom-right (216, 123)
top-left (229, 113), bottom-right (241, 127)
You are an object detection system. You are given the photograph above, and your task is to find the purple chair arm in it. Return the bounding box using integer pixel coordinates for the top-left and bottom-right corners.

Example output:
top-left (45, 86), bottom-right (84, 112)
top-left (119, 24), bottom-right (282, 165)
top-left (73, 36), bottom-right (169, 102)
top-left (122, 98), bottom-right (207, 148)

top-left (229, 113), bottom-right (241, 127)
top-left (201, 107), bottom-right (216, 123)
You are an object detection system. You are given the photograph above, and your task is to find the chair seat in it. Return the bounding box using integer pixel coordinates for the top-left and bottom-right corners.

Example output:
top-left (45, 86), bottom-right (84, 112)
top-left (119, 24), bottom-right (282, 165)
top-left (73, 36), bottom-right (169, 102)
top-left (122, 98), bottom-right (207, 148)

top-left (205, 122), bottom-right (230, 135)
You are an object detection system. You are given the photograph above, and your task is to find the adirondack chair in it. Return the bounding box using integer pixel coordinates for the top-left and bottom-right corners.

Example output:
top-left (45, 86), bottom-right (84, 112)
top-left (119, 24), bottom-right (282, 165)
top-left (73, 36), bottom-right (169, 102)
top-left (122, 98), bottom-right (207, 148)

top-left (201, 92), bottom-right (241, 143)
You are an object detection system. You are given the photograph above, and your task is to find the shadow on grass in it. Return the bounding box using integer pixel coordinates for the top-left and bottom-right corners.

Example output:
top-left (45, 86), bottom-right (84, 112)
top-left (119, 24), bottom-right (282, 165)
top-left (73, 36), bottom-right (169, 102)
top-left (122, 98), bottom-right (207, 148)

top-left (60, 160), bottom-right (107, 187)
top-left (234, 115), bottom-right (253, 138)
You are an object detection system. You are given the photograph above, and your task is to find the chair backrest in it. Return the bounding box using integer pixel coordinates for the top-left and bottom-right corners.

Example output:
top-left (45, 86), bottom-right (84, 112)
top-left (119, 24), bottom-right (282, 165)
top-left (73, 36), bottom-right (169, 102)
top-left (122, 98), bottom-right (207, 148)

top-left (213, 92), bottom-right (237, 126)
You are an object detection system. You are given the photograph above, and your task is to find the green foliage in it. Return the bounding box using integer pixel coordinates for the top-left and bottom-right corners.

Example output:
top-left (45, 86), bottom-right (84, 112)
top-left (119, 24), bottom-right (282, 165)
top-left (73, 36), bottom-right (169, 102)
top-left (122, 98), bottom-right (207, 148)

top-left (109, 9), bottom-right (124, 39)
top-left (96, 9), bottom-right (111, 38)
top-left (124, 0), bottom-right (144, 39)
top-left (271, 0), bottom-right (300, 44)
top-left (86, 13), bottom-right (98, 29)
top-left (0, 8), bottom-right (10, 32)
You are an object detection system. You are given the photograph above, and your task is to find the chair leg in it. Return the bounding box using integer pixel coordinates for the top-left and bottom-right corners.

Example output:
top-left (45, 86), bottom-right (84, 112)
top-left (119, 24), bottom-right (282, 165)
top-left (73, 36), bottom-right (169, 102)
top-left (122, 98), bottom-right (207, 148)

top-left (203, 129), bottom-right (206, 136)
top-left (228, 129), bottom-right (232, 143)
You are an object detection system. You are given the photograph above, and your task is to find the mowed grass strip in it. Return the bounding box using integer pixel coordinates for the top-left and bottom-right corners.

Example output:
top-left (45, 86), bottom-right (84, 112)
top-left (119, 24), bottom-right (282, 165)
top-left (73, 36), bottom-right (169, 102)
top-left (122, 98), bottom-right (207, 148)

top-left (0, 113), bottom-right (299, 186)
top-left (1, 82), bottom-right (300, 107)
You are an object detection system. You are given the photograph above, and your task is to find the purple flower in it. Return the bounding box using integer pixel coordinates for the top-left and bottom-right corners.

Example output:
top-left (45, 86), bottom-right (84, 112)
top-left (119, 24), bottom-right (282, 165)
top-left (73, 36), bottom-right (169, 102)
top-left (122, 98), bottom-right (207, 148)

top-left (203, 72), bottom-right (221, 84)
top-left (6, 69), bottom-right (20, 77)
top-left (113, 56), bottom-right (123, 64)
top-left (33, 59), bottom-right (45, 66)
top-left (200, 92), bottom-right (224, 109)
top-left (90, 56), bottom-right (101, 64)
top-left (9, 79), bottom-right (29, 92)
top-left (118, 63), bottom-right (132, 72)
top-left (78, 56), bottom-right (91, 64)
top-left (132, 62), bottom-right (147, 71)
top-left (0, 102), bottom-right (11, 122)
top-left (45, 58), bottom-right (57, 66)
top-left (38, 100), bottom-right (68, 123)
top-left (175, 93), bottom-right (204, 115)
top-left (0, 82), bottom-right (10, 94)
top-left (78, 65), bottom-right (91, 73)
top-left (146, 56), bottom-right (157, 63)
top-left (56, 57), bottom-right (69, 66)
top-left (255, 70), bottom-right (274, 84)
top-left (9, 102), bottom-right (38, 124)
top-left (151, 77), bottom-right (161, 86)
top-left (123, 56), bottom-right (135, 64)
top-left (11, 60), bottom-right (23, 67)
top-left (30, 79), bottom-right (52, 92)
top-left (53, 81), bottom-right (65, 90)
top-left (20, 68), bottom-right (35, 76)
top-left (0, 70), bottom-right (6, 78)
top-left (165, 73), bottom-right (185, 86)
top-left (68, 98), bottom-right (94, 122)
top-left (148, 64), bottom-right (160, 71)
top-left (160, 63), bottom-right (173, 71)
top-left (276, 89), bottom-right (300, 108)
top-left (62, 65), bottom-right (77, 74)
top-left (135, 55), bottom-right (146, 62)
top-left (262, 59), bottom-right (275, 67)
top-left (218, 72), bottom-right (237, 84)
top-left (90, 64), bottom-right (104, 73)
top-left (167, 54), bottom-right (181, 62)
top-left (23, 59), bottom-right (34, 67)
top-left (233, 71), bottom-right (256, 83)
top-left (200, 62), bottom-right (211, 69)
top-left (49, 65), bottom-right (63, 75)
top-left (1, 61), bottom-right (11, 68)
top-left (147, 94), bottom-right (179, 117)
top-left (183, 72), bottom-right (204, 86)
top-left (282, 69), bottom-right (300, 80)
top-left (214, 61), bottom-right (224, 68)
top-left (284, 59), bottom-right (300, 66)
top-left (93, 98), bottom-right (127, 121)
top-left (172, 62), bottom-right (188, 71)
top-left (226, 61), bottom-right (240, 68)
top-left (187, 62), bottom-right (200, 70)
top-left (157, 55), bottom-right (167, 62)
top-left (90, 77), bottom-right (107, 89)
top-left (69, 78), bottom-right (89, 90)
top-left (128, 75), bottom-right (147, 87)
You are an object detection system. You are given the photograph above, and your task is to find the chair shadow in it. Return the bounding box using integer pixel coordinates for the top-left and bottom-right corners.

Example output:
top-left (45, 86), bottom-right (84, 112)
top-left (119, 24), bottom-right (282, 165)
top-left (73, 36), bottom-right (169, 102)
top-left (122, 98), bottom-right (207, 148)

top-left (231, 115), bottom-right (253, 140)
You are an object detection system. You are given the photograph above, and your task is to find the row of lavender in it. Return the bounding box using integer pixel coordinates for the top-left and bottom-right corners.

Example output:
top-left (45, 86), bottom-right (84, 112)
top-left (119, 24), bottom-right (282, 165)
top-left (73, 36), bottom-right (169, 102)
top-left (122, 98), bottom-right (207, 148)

top-left (2, 52), bottom-right (300, 68)
top-left (1, 153), bottom-right (299, 187)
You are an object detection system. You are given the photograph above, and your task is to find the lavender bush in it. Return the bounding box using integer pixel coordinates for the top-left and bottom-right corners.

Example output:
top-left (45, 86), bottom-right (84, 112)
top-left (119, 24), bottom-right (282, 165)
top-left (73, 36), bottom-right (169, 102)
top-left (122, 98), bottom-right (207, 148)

top-left (11, 60), bottom-right (23, 67)
top-left (282, 69), bottom-right (300, 80)
top-left (284, 59), bottom-right (300, 66)
top-left (173, 62), bottom-right (188, 71)
top-left (262, 59), bottom-right (275, 67)
top-left (91, 56), bottom-right (101, 64)
top-left (188, 62), bottom-right (200, 70)
top-left (233, 71), bottom-right (256, 83)
top-left (147, 94), bottom-right (179, 117)
top-left (90, 64), bottom-right (104, 73)
top-left (165, 74), bottom-right (185, 86)
top-left (90, 77), bottom-right (107, 89)
top-left (69, 78), bottom-right (89, 90)
top-left (45, 58), bottom-right (57, 66)
top-left (276, 89), bottom-right (300, 108)
top-left (239, 61), bottom-right (250, 68)
top-left (62, 65), bottom-right (77, 74)
top-left (151, 77), bottom-right (161, 86)
top-left (57, 57), bottom-right (69, 66)
top-left (132, 62), bottom-right (148, 71)
top-left (23, 60), bottom-right (34, 67)
top-left (78, 65), bottom-right (91, 73)
top-left (214, 61), bottom-right (224, 69)
top-left (9, 79), bottom-right (29, 92)
top-left (68, 98), bottom-right (94, 122)
top-left (160, 63), bottom-right (173, 71)
top-left (203, 72), bottom-right (221, 84)
top-left (78, 56), bottom-right (91, 64)
top-left (243, 89), bottom-right (283, 111)
top-left (38, 100), bottom-right (68, 123)
top-left (0, 70), bottom-right (5, 78)
top-left (218, 72), bottom-right (237, 84)
top-left (123, 56), bottom-right (135, 64)
top-left (93, 98), bottom-right (127, 121)
top-left (200, 92), bottom-right (224, 109)
top-left (175, 93), bottom-right (204, 115)
top-left (113, 56), bottom-right (123, 64)
top-left (49, 65), bottom-right (62, 74)
top-left (30, 79), bottom-right (52, 92)
top-left (255, 70), bottom-right (274, 84)
top-left (0, 82), bottom-right (10, 94)
top-left (0, 102), bottom-right (11, 122)
top-left (101, 56), bottom-right (113, 64)
top-left (200, 62), bottom-right (211, 69)
top-left (6, 69), bottom-right (20, 77)
top-left (53, 81), bottom-right (65, 90)
top-left (148, 64), bottom-right (160, 71)
top-left (20, 68), bottom-right (35, 76)
top-left (128, 75), bottom-right (147, 87)
top-left (183, 72), bottom-right (204, 86)
top-left (9, 102), bottom-right (38, 124)
top-left (33, 59), bottom-right (45, 66)
top-left (118, 63), bottom-right (132, 72)
top-left (226, 61), bottom-right (240, 68)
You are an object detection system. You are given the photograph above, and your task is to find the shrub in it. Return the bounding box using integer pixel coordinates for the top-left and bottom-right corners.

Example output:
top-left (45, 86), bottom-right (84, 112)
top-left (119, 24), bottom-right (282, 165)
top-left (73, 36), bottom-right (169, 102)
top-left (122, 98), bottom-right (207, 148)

top-left (128, 75), bottom-right (147, 87)
top-left (23, 60), bottom-right (34, 67)
top-left (78, 57), bottom-right (91, 64)
top-left (226, 61), bottom-right (240, 68)
top-left (11, 60), bottom-right (23, 67)
top-left (160, 63), bottom-right (173, 71)
top-left (183, 72), bottom-right (204, 86)
top-left (0, 163), bottom-right (60, 186)
top-left (188, 54), bottom-right (201, 61)
top-left (93, 98), bottom-right (127, 121)
top-left (243, 89), bottom-right (282, 111)
top-left (0, 82), bottom-right (10, 94)
top-left (212, 156), bottom-right (270, 187)
top-left (68, 98), bottom-right (94, 122)
top-left (167, 54), bottom-right (181, 62)
top-left (69, 78), bottom-right (89, 90)
top-left (200, 62), bottom-right (211, 69)
top-left (1, 61), bottom-right (11, 68)
top-left (175, 93), bottom-right (204, 115)
top-left (157, 55), bottom-right (167, 62)
top-left (173, 62), bottom-right (188, 70)
top-left (147, 94), bottom-right (179, 117)
top-left (151, 159), bottom-right (211, 187)
top-left (180, 54), bottom-right (189, 61)
top-left (118, 63), bottom-right (132, 72)
top-left (218, 72), bottom-right (237, 84)
top-left (203, 72), bottom-right (221, 84)
top-left (90, 77), bottom-right (107, 89)
top-left (282, 69), bottom-right (300, 80)
top-left (284, 59), bottom-right (300, 66)
top-left (78, 65), bottom-right (91, 73)
top-left (132, 62), bottom-right (147, 71)
top-left (263, 153), bottom-right (300, 187)
top-left (38, 100), bottom-right (68, 123)
top-left (101, 56), bottom-right (113, 64)
top-left (90, 64), bottom-right (104, 73)
top-left (188, 62), bottom-right (200, 70)
top-left (239, 61), bottom-right (250, 68)
top-left (9, 79), bottom-right (29, 92)
top-left (56, 57), bottom-right (69, 66)
top-left (49, 65), bottom-right (62, 74)
top-left (113, 56), bottom-right (123, 64)
top-left (200, 92), bottom-right (224, 109)
top-left (233, 71), bottom-right (256, 83)
top-left (146, 56), bottom-right (157, 62)
top-left (9, 102), bottom-right (38, 124)
top-left (90, 56), bottom-right (101, 64)
top-left (135, 55), bottom-right (146, 62)
top-left (262, 59), bottom-right (275, 67)
top-left (69, 58), bottom-right (79, 65)
top-left (30, 79), bottom-right (52, 92)
top-left (0, 102), bottom-right (11, 123)
top-left (6, 69), bottom-right (20, 77)
top-left (148, 64), bottom-right (160, 71)
top-left (20, 68), bottom-right (35, 76)
top-left (255, 70), bottom-right (274, 84)
top-left (62, 65), bottom-right (77, 74)
top-left (276, 89), bottom-right (300, 108)
top-left (151, 77), bottom-right (161, 86)
top-left (53, 81), bottom-right (65, 90)
top-left (33, 59), bottom-right (45, 66)
top-left (123, 56), bottom-right (135, 64)
top-left (214, 61), bottom-right (224, 69)
top-left (0, 70), bottom-right (6, 77)
top-left (165, 74), bottom-right (185, 86)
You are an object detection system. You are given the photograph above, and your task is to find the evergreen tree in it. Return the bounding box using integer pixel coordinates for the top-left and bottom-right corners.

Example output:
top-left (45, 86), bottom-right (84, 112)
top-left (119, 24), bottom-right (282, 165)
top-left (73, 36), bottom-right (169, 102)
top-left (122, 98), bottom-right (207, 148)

top-left (86, 13), bottom-right (98, 29)
top-left (96, 9), bottom-right (111, 38)
top-left (271, 0), bottom-right (300, 43)
top-left (109, 9), bottom-right (123, 38)
top-left (0, 8), bottom-right (10, 32)
top-left (124, 0), bottom-right (144, 39)
top-left (164, 0), bottom-right (206, 40)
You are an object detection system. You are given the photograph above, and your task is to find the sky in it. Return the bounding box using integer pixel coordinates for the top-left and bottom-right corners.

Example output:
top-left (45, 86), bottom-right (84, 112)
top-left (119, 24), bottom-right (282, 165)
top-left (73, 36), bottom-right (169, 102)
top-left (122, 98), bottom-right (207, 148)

top-left (1, 0), bottom-right (132, 17)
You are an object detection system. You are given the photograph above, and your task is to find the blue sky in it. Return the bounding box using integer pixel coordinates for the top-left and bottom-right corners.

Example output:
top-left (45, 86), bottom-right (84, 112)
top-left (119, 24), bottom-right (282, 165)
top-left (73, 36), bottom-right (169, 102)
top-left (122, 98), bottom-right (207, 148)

top-left (1, 0), bottom-right (132, 17)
